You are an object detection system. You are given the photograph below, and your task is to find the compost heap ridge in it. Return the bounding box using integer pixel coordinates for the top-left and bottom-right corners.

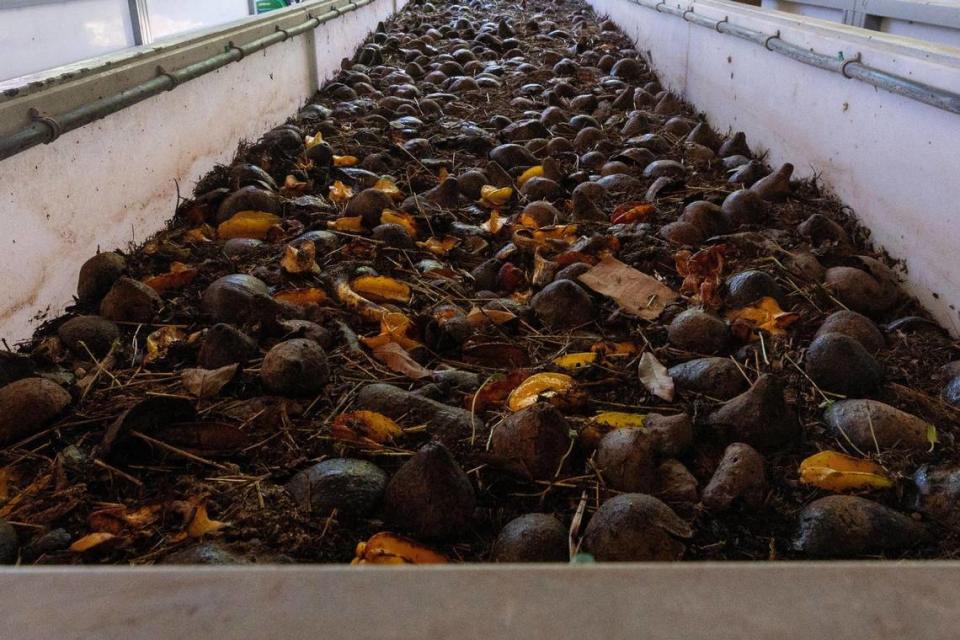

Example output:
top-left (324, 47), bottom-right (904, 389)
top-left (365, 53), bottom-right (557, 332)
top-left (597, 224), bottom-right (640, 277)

top-left (1, 0), bottom-right (959, 565)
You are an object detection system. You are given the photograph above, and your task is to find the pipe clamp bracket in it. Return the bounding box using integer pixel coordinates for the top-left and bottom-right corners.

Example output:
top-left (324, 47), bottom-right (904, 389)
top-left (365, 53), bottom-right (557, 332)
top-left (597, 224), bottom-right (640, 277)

top-left (764, 30), bottom-right (781, 50)
top-left (28, 107), bottom-right (63, 144)
top-left (156, 65), bottom-right (179, 90)
top-left (227, 40), bottom-right (246, 60)
top-left (841, 52), bottom-right (862, 78)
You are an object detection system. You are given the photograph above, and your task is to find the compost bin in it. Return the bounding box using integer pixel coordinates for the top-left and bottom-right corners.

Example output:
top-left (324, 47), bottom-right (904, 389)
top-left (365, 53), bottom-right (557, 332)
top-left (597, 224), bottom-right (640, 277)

top-left (1, 0), bottom-right (959, 636)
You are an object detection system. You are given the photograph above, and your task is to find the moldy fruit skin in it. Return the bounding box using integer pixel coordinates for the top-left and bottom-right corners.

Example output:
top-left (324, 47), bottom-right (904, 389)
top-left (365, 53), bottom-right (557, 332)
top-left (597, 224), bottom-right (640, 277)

top-left (201, 274), bottom-right (272, 324)
top-left (77, 251), bottom-right (127, 303)
top-left (0, 377), bottom-right (72, 444)
top-left (823, 399), bottom-right (931, 453)
top-left (708, 375), bottom-right (798, 451)
top-left (667, 309), bottom-right (730, 354)
top-left (814, 310), bottom-right (885, 354)
top-left (804, 332), bottom-right (884, 397)
top-left (99, 277), bottom-right (162, 323)
top-left (668, 357), bottom-right (748, 400)
top-left (794, 495), bottom-right (928, 558)
top-left (491, 513), bottom-right (568, 562)
top-left (530, 280), bottom-right (597, 330)
top-left (285, 458), bottom-right (388, 518)
top-left (583, 493), bottom-right (692, 561)
top-left (383, 442), bottom-right (476, 539)
top-left (57, 315), bottom-right (120, 358)
top-left (260, 339), bottom-right (329, 396)
top-left (823, 265), bottom-right (898, 315)
top-left (596, 428), bottom-right (656, 492)
top-left (701, 443), bottom-right (766, 512)
top-left (492, 402), bottom-right (572, 480)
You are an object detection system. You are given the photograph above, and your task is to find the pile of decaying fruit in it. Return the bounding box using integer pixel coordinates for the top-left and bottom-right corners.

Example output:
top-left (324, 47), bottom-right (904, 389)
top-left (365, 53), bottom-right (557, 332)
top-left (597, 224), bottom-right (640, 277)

top-left (1, 0), bottom-right (959, 565)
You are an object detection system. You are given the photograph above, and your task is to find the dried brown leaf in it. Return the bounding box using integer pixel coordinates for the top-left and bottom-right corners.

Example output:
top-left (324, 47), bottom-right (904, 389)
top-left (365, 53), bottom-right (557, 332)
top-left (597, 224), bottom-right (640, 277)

top-left (152, 421), bottom-right (250, 454)
top-left (638, 352), bottom-right (675, 402)
top-left (372, 342), bottom-right (432, 379)
top-left (578, 256), bottom-right (678, 320)
top-left (181, 364), bottom-right (239, 399)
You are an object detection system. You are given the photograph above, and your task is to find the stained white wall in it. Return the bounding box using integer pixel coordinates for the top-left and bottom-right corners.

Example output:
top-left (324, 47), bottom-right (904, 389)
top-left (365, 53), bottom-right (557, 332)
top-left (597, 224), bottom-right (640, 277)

top-left (0, 0), bottom-right (406, 344)
top-left (591, 0), bottom-right (960, 334)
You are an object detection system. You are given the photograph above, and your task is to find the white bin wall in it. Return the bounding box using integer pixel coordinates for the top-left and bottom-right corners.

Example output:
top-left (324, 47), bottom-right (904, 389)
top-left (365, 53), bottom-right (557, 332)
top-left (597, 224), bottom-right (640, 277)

top-left (591, 0), bottom-right (960, 335)
top-left (0, 0), bottom-right (406, 344)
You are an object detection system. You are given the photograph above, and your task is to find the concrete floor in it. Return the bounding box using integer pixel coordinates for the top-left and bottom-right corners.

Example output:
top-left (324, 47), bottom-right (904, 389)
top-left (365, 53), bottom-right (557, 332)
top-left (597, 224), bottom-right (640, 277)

top-left (3, 563), bottom-right (960, 639)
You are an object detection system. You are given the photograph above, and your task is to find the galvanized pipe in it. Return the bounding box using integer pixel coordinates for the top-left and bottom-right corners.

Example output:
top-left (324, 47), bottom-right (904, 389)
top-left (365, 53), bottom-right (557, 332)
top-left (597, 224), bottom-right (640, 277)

top-left (844, 62), bottom-right (960, 114)
top-left (0, 0), bottom-right (371, 162)
top-left (766, 37), bottom-right (845, 72)
top-left (716, 20), bottom-right (768, 46)
top-left (630, 0), bottom-right (960, 116)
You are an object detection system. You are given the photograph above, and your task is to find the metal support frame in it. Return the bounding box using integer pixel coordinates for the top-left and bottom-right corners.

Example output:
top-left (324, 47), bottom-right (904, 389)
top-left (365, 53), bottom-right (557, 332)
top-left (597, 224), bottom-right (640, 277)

top-left (843, 9), bottom-right (881, 29)
top-left (127, 0), bottom-right (152, 45)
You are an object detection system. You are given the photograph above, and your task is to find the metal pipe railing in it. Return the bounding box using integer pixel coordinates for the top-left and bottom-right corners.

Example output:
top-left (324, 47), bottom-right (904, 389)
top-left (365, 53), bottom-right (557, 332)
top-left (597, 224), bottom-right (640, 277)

top-left (0, 0), bottom-right (373, 162)
top-left (641, 0), bottom-right (960, 115)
